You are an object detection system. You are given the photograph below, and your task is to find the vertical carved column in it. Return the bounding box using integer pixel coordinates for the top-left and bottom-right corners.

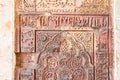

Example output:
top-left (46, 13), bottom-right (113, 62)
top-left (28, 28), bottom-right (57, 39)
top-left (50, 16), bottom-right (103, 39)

top-left (15, 0), bottom-right (113, 80)
top-left (95, 29), bottom-right (109, 80)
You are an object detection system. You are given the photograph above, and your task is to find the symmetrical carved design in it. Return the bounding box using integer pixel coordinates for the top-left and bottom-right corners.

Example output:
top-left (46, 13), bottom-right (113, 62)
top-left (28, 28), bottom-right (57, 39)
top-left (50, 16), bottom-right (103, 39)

top-left (35, 30), bottom-right (94, 80)
top-left (18, 0), bottom-right (110, 13)
top-left (15, 16), bottom-right (112, 80)
top-left (15, 0), bottom-right (113, 80)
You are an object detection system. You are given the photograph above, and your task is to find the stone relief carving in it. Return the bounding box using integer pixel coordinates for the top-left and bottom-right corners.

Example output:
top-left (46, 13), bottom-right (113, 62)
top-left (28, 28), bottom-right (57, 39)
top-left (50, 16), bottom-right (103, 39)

top-left (15, 15), bottom-right (112, 80)
top-left (21, 29), bottom-right (35, 52)
top-left (15, 0), bottom-right (113, 80)
top-left (76, 0), bottom-right (110, 14)
top-left (18, 0), bottom-right (36, 11)
top-left (20, 14), bottom-right (109, 28)
top-left (35, 31), bottom-right (94, 79)
top-left (18, 0), bottom-right (110, 13)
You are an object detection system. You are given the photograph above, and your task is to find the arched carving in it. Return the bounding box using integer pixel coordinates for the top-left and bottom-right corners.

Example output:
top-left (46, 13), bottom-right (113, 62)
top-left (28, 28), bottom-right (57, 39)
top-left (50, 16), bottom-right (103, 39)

top-left (35, 30), bottom-right (94, 80)
top-left (15, 0), bottom-right (112, 79)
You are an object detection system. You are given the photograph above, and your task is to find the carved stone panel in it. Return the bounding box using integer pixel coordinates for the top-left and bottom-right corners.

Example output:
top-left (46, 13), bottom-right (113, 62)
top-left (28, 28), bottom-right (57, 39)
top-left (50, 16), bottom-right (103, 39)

top-left (17, 0), bottom-right (111, 14)
top-left (35, 30), bottom-right (94, 80)
top-left (15, 0), bottom-right (113, 80)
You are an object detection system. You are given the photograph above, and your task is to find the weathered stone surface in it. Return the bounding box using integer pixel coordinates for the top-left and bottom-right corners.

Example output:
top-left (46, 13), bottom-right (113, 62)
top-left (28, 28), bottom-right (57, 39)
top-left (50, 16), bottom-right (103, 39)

top-left (15, 0), bottom-right (113, 80)
top-left (18, 0), bottom-right (110, 14)
top-left (2, 0), bottom-right (120, 80)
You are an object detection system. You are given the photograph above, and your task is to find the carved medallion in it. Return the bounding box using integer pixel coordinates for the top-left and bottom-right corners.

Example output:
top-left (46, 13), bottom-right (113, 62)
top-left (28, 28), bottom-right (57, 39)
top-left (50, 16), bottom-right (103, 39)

top-left (15, 0), bottom-right (113, 80)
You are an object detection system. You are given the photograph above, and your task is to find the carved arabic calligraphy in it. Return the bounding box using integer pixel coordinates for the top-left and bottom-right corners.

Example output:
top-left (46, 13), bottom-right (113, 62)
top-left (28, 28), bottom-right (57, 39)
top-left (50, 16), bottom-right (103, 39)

top-left (20, 14), bottom-right (109, 28)
top-left (18, 0), bottom-right (110, 13)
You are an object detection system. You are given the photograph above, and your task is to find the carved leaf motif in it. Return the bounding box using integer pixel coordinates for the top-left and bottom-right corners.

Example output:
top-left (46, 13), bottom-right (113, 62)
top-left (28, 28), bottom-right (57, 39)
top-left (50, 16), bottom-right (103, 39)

top-left (15, 0), bottom-right (112, 80)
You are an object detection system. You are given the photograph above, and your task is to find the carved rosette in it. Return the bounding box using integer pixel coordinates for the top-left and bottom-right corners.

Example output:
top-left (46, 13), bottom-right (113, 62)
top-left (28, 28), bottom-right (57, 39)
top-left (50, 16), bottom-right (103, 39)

top-left (15, 0), bottom-right (113, 80)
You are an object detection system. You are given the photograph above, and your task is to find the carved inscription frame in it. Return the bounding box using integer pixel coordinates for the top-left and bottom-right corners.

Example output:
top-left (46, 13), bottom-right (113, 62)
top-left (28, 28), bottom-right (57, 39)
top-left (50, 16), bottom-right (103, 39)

top-left (15, 0), bottom-right (113, 80)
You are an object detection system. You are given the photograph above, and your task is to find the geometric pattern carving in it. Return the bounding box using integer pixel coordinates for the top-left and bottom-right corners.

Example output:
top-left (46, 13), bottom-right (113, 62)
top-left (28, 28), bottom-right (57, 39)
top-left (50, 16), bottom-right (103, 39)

top-left (15, 26), bottom-right (112, 80)
top-left (15, 0), bottom-right (113, 80)
top-left (36, 30), bottom-right (94, 80)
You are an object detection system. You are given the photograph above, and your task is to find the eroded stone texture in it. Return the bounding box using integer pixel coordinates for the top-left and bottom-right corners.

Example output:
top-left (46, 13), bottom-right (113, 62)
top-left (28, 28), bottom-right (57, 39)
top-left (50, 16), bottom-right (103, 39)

top-left (18, 0), bottom-right (110, 14)
top-left (15, 0), bottom-right (113, 80)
